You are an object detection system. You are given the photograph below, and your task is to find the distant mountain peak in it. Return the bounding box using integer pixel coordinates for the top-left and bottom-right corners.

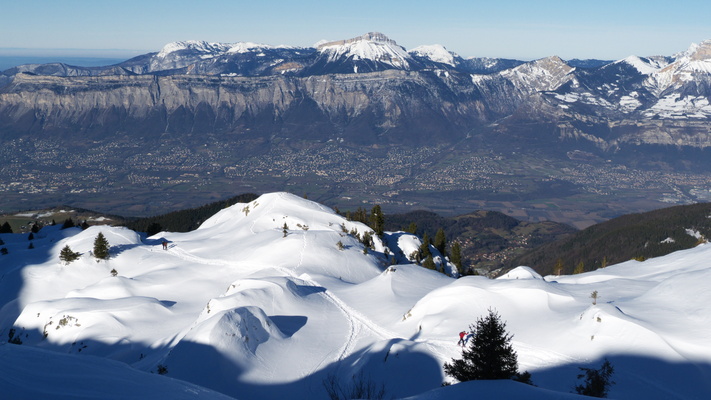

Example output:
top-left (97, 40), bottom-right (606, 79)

top-left (409, 44), bottom-right (457, 66)
top-left (317, 32), bottom-right (400, 49)
top-left (316, 32), bottom-right (411, 69)
top-left (616, 55), bottom-right (665, 75)
top-left (157, 40), bottom-right (232, 58)
top-left (687, 39), bottom-right (711, 61)
top-left (517, 55), bottom-right (573, 74)
top-left (157, 40), bottom-right (279, 59)
top-left (500, 55), bottom-right (575, 92)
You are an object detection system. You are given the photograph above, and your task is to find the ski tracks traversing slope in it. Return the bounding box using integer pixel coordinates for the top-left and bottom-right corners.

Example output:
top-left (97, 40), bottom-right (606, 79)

top-left (286, 228), bottom-right (410, 373)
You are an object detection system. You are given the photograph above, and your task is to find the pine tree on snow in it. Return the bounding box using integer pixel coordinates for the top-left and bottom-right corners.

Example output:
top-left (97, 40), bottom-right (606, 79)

top-left (434, 228), bottom-right (447, 255)
top-left (59, 245), bottom-right (80, 264)
top-left (444, 308), bottom-right (521, 382)
top-left (93, 232), bottom-right (110, 260)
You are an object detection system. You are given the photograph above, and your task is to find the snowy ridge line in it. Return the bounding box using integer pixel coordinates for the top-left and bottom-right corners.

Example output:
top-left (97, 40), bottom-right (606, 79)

top-left (249, 194), bottom-right (277, 235)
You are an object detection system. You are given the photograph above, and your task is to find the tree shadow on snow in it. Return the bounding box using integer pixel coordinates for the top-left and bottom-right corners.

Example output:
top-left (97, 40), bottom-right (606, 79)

top-left (529, 354), bottom-right (711, 399)
top-left (161, 337), bottom-right (445, 400)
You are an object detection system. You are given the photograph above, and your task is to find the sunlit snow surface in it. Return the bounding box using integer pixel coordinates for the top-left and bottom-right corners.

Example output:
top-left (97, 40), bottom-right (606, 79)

top-left (1, 192), bottom-right (710, 399)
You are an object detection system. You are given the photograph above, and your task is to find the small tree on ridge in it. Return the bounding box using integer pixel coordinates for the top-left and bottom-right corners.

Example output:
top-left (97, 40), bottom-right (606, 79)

top-left (59, 245), bottom-right (81, 264)
top-left (93, 232), bottom-right (110, 260)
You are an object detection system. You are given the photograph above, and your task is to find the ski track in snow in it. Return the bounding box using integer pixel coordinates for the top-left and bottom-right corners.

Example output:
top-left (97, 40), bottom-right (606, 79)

top-left (282, 223), bottom-right (464, 374)
top-left (288, 227), bottom-right (451, 375)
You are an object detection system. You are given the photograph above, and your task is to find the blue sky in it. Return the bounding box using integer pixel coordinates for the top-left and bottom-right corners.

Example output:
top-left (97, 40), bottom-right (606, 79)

top-left (2, 0), bottom-right (710, 60)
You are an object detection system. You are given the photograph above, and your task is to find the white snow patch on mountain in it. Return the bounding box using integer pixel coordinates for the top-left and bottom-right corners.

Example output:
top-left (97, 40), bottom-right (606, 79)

top-left (643, 94), bottom-right (711, 119)
top-left (619, 92), bottom-right (643, 112)
top-left (685, 228), bottom-right (703, 239)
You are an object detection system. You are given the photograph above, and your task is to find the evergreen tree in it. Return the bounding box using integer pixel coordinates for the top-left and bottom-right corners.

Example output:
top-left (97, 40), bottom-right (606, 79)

top-left (361, 231), bottom-right (374, 248)
top-left (419, 233), bottom-right (431, 260)
top-left (59, 245), bottom-right (81, 264)
top-left (554, 258), bottom-right (564, 275)
top-left (369, 205), bottom-right (385, 236)
top-left (347, 207), bottom-right (368, 224)
top-left (1, 247), bottom-right (8, 255)
top-left (422, 255), bottom-right (436, 270)
top-left (574, 261), bottom-right (585, 274)
top-left (31, 223), bottom-right (40, 233)
top-left (146, 222), bottom-right (163, 237)
top-left (434, 228), bottom-right (447, 255)
top-left (574, 359), bottom-right (615, 398)
top-left (407, 222), bottom-right (417, 234)
top-left (93, 232), bottom-right (110, 260)
top-left (450, 241), bottom-right (463, 275)
top-left (61, 218), bottom-right (75, 230)
top-left (444, 309), bottom-right (521, 382)
top-left (0, 222), bottom-right (12, 234)
top-left (28, 242), bottom-right (34, 249)
top-left (28, 232), bottom-right (34, 241)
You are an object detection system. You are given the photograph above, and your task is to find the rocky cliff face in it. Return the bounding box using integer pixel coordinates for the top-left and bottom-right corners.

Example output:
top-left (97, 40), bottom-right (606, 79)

top-left (0, 70), bottom-right (497, 145)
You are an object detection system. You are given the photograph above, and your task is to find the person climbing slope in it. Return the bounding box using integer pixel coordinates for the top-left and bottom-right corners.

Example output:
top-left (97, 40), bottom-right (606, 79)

top-left (458, 330), bottom-right (467, 346)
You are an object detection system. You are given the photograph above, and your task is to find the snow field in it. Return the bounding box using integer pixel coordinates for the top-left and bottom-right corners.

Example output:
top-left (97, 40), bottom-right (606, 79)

top-left (1, 192), bottom-right (711, 399)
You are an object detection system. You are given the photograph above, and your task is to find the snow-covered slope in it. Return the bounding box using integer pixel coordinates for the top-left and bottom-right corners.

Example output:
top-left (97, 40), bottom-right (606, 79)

top-left (0, 343), bottom-right (234, 400)
top-left (1, 192), bottom-right (711, 399)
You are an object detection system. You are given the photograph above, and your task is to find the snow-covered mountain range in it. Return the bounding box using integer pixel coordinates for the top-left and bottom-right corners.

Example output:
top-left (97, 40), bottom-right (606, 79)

top-left (3, 32), bottom-right (711, 150)
top-left (1, 192), bottom-right (710, 399)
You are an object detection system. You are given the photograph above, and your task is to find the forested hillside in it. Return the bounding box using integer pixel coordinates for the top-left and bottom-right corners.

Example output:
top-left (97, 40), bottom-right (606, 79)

top-left (509, 202), bottom-right (711, 276)
top-left (385, 209), bottom-right (575, 274)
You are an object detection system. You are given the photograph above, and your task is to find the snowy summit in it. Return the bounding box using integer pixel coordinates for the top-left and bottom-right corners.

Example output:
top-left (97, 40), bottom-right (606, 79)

top-left (409, 44), bottom-right (457, 66)
top-left (317, 32), bottom-right (412, 69)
